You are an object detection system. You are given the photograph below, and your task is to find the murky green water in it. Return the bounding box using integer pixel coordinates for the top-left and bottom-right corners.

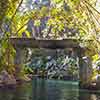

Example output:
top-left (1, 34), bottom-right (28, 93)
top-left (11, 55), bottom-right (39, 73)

top-left (0, 78), bottom-right (100, 100)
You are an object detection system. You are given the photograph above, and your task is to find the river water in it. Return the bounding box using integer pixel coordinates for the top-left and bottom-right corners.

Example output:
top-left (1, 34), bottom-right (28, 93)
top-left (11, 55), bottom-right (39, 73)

top-left (0, 78), bottom-right (100, 100)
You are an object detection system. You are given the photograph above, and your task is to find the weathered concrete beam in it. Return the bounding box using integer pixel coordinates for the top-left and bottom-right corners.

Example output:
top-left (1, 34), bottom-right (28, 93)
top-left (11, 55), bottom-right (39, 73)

top-left (9, 38), bottom-right (80, 49)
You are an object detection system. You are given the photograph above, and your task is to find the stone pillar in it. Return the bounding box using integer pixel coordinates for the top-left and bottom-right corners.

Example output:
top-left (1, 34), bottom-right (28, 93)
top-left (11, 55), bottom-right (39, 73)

top-left (78, 47), bottom-right (92, 88)
top-left (78, 47), bottom-right (85, 87)
top-left (14, 47), bottom-right (24, 80)
top-left (81, 57), bottom-right (92, 85)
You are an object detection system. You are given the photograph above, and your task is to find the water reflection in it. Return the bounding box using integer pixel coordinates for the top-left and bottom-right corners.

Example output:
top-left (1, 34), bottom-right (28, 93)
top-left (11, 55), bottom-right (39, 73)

top-left (32, 78), bottom-right (78, 100)
top-left (0, 83), bottom-right (32, 100)
top-left (0, 79), bottom-right (99, 100)
top-left (79, 90), bottom-right (100, 100)
top-left (32, 78), bottom-right (48, 100)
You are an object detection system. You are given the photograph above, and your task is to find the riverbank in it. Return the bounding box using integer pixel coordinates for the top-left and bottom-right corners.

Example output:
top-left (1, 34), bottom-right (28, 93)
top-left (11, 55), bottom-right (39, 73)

top-left (0, 70), bottom-right (99, 91)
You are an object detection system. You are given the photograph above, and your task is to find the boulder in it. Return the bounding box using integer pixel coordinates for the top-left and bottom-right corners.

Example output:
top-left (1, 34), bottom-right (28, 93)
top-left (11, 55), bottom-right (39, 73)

top-left (0, 70), bottom-right (16, 85)
top-left (6, 75), bottom-right (16, 85)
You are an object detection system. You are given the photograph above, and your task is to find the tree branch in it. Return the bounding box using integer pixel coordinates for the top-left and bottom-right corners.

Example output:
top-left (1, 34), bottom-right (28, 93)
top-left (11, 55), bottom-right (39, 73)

top-left (3, 0), bottom-right (24, 37)
top-left (84, 0), bottom-right (100, 15)
top-left (15, 22), bottom-right (28, 36)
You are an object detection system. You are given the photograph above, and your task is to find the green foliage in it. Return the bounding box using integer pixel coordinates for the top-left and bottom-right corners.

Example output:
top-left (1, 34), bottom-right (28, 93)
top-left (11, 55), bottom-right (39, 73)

top-left (34, 20), bottom-right (41, 27)
top-left (0, 0), bottom-right (9, 25)
top-left (24, 66), bottom-right (33, 74)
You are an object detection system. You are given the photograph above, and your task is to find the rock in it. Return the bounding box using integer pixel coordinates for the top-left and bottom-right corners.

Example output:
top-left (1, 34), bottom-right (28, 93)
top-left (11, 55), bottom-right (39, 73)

top-left (6, 75), bottom-right (16, 85)
top-left (0, 70), bottom-right (16, 85)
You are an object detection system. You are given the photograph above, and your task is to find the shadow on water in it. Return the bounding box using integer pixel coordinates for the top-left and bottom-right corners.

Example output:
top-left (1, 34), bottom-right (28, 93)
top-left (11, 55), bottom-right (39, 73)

top-left (0, 78), bottom-right (100, 100)
top-left (79, 89), bottom-right (100, 100)
top-left (0, 82), bottom-right (33, 100)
